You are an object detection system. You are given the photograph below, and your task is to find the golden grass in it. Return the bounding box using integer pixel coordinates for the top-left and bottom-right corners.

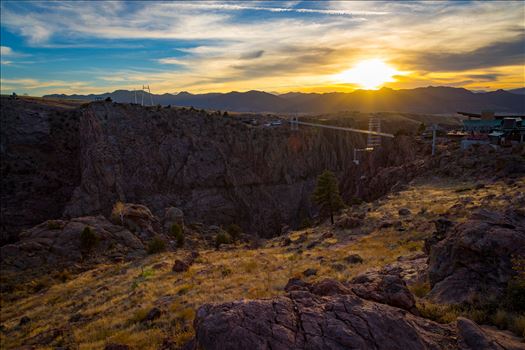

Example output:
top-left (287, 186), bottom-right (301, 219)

top-left (1, 177), bottom-right (522, 348)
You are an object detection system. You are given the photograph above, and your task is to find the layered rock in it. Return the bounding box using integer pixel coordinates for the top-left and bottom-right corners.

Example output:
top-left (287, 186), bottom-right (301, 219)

top-left (188, 278), bottom-right (525, 350)
top-left (426, 208), bottom-right (525, 304)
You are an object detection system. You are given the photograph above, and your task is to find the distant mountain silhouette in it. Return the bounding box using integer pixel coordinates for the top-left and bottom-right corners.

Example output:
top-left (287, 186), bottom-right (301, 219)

top-left (44, 86), bottom-right (525, 114)
top-left (507, 87), bottom-right (525, 95)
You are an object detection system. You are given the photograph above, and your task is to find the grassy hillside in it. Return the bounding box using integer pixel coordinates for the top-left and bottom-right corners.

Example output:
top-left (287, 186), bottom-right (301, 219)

top-left (1, 176), bottom-right (522, 349)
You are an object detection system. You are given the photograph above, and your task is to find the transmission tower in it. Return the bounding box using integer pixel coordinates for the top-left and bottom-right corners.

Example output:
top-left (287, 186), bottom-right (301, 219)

top-left (140, 85), bottom-right (154, 106)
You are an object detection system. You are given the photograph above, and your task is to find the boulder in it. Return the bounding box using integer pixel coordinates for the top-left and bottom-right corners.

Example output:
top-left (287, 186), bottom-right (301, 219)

top-left (350, 269), bottom-right (417, 312)
top-left (427, 208), bottom-right (525, 304)
top-left (344, 254), bottom-right (363, 264)
top-left (335, 215), bottom-right (362, 229)
top-left (398, 208), bottom-right (412, 216)
top-left (190, 278), bottom-right (457, 350)
top-left (172, 251), bottom-right (199, 273)
top-left (456, 317), bottom-right (525, 350)
top-left (19, 316), bottom-right (31, 326)
top-left (424, 218), bottom-right (454, 254)
top-left (284, 277), bottom-right (310, 292)
top-left (0, 216), bottom-right (146, 272)
top-left (187, 278), bottom-right (525, 350)
top-left (172, 259), bottom-right (190, 273)
top-left (302, 268), bottom-right (317, 277)
top-left (104, 344), bottom-right (131, 350)
top-left (112, 203), bottom-right (161, 239)
top-left (143, 307), bottom-right (161, 322)
top-left (385, 253), bottom-right (428, 285)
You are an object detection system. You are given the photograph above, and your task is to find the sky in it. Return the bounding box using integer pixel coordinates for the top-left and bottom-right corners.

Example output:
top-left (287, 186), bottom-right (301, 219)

top-left (0, 0), bottom-right (524, 96)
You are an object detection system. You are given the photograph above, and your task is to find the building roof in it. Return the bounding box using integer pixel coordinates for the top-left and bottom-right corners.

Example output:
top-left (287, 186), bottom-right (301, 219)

top-left (488, 131), bottom-right (505, 137)
top-left (463, 120), bottom-right (502, 130)
top-left (458, 111), bottom-right (525, 119)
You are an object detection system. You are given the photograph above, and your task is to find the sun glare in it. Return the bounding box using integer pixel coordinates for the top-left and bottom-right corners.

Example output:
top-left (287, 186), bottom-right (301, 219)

top-left (336, 59), bottom-right (401, 90)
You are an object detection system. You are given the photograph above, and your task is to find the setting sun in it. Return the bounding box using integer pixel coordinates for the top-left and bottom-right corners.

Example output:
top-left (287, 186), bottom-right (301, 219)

top-left (335, 59), bottom-right (402, 90)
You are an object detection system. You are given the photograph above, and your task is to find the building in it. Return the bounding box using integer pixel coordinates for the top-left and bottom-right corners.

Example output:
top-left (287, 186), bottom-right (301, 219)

top-left (458, 111), bottom-right (525, 149)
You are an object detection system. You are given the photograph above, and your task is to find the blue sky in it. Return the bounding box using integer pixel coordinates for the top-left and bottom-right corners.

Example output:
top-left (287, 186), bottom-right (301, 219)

top-left (1, 1), bottom-right (524, 95)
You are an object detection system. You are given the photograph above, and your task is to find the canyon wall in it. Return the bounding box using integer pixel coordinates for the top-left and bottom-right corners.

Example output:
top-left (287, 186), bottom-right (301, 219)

top-left (1, 98), bottom-right (422, 242)
top-left (64, 102), bottom-right (420, 236)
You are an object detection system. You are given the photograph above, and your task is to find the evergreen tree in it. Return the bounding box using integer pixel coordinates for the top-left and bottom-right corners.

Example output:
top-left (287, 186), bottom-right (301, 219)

top-left (312, 170), bottom-right (345, 224)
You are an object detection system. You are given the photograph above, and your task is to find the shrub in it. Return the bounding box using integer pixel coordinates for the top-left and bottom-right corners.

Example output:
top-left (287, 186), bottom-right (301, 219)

top-left (511, 314), bottom-right (525, 338)
top-left (349, 197), bottom-right (363, 205)
top-left (128, 308), bottom-right (149, 324)
top-left (410, 281), bottom-right (431, 298)
top-left (80, 226), bottom-right (99, 251)
top-left (504, 277), bottom-right (525, 312)
top-left (226, 224), bottom-right (242, 241)
top-left (47, 220), bottom-right (62, 230)
top-left (170, 223), bottom-right (184, 248)
top-left (111, 201), bottom-right (126, 225)
top-left (147, 237), bottom-right (166, 254)
top-left (215, 232), bottom-right (232, 248)
top-left (221, 267), bottom-right (232, 277)
top-left (300, 217), bottom-right (312, 229)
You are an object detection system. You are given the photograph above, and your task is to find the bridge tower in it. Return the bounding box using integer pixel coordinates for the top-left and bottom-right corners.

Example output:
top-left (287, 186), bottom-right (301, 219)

top-left (367, 117), bottom-right (382, 148)
top-left (290, 116), bottom-right (299, 131)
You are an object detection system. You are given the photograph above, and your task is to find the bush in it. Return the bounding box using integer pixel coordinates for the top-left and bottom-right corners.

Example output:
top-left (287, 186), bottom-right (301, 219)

top-left (80, 227), bottom-right (98, 251)
top-left (47, 220), bottom-right (62, 230)
top-left (410, 281), bottom-right (431, 298)
top-left (300, 217), bottom-right (312, 229)
top-left (170, 223), bottom-right (184, 248)
top-left (111, 201), bottom-right (125, 225)
top-left (504, 277), bottom-right (525, 312)
top-left (215, 232), bottom-right (232, 248)
top-left (349, 197), bottom-right (363, 205)
top-left (226, 224), bottom-right (242, 241)
top-left (147, 236), bottom-right (166, 254)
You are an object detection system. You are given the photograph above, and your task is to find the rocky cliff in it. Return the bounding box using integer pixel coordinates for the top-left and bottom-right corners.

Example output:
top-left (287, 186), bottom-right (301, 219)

top-left (63, 102), bottom-right (420, 237)
top-left (1, 98), bottom-right (423, 242)
top-left (0, 97), bottom-right (82, 244)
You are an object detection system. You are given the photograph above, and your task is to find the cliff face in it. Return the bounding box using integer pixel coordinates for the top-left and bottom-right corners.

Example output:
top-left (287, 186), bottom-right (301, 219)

top-left (1, 98), bottom-right (421, 242)
top-left (63, 102), bottom-right (420, 236)
top-left (0, 97), bottom-right (81, 244)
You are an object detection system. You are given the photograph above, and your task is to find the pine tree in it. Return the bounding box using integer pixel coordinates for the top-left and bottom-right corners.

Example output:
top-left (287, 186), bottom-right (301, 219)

top-left (312, 170), bottom-right (345, 224)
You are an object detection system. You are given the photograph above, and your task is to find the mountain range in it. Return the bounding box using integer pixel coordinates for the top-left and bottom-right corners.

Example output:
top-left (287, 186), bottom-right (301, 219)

top-left (44, 86), bottom-right (525, 114)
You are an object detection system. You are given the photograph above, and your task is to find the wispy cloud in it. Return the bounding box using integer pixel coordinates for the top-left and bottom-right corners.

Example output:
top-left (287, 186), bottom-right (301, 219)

top-left (0, 1), bottom-right (523, 95)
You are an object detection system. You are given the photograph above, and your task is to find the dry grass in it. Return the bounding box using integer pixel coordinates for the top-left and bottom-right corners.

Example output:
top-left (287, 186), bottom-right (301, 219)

top-left (1, 177), bottom-right (522, 348)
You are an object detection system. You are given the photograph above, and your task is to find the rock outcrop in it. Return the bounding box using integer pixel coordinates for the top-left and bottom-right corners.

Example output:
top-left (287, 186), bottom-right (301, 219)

top-left (350, 269), bottom-right (417, 313)
top-left (0, 216), bottom-right (146, 271)
top-left (427, 208), bottom-right (525, 304)
top-left (110, 202), bottom-right (161, 240)
top-left (188, 278), bottom-right (525, 350)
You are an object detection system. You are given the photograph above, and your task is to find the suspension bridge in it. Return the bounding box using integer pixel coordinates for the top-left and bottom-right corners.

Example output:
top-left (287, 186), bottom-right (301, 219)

top-left (289, 116), bottom-right (394, 165)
